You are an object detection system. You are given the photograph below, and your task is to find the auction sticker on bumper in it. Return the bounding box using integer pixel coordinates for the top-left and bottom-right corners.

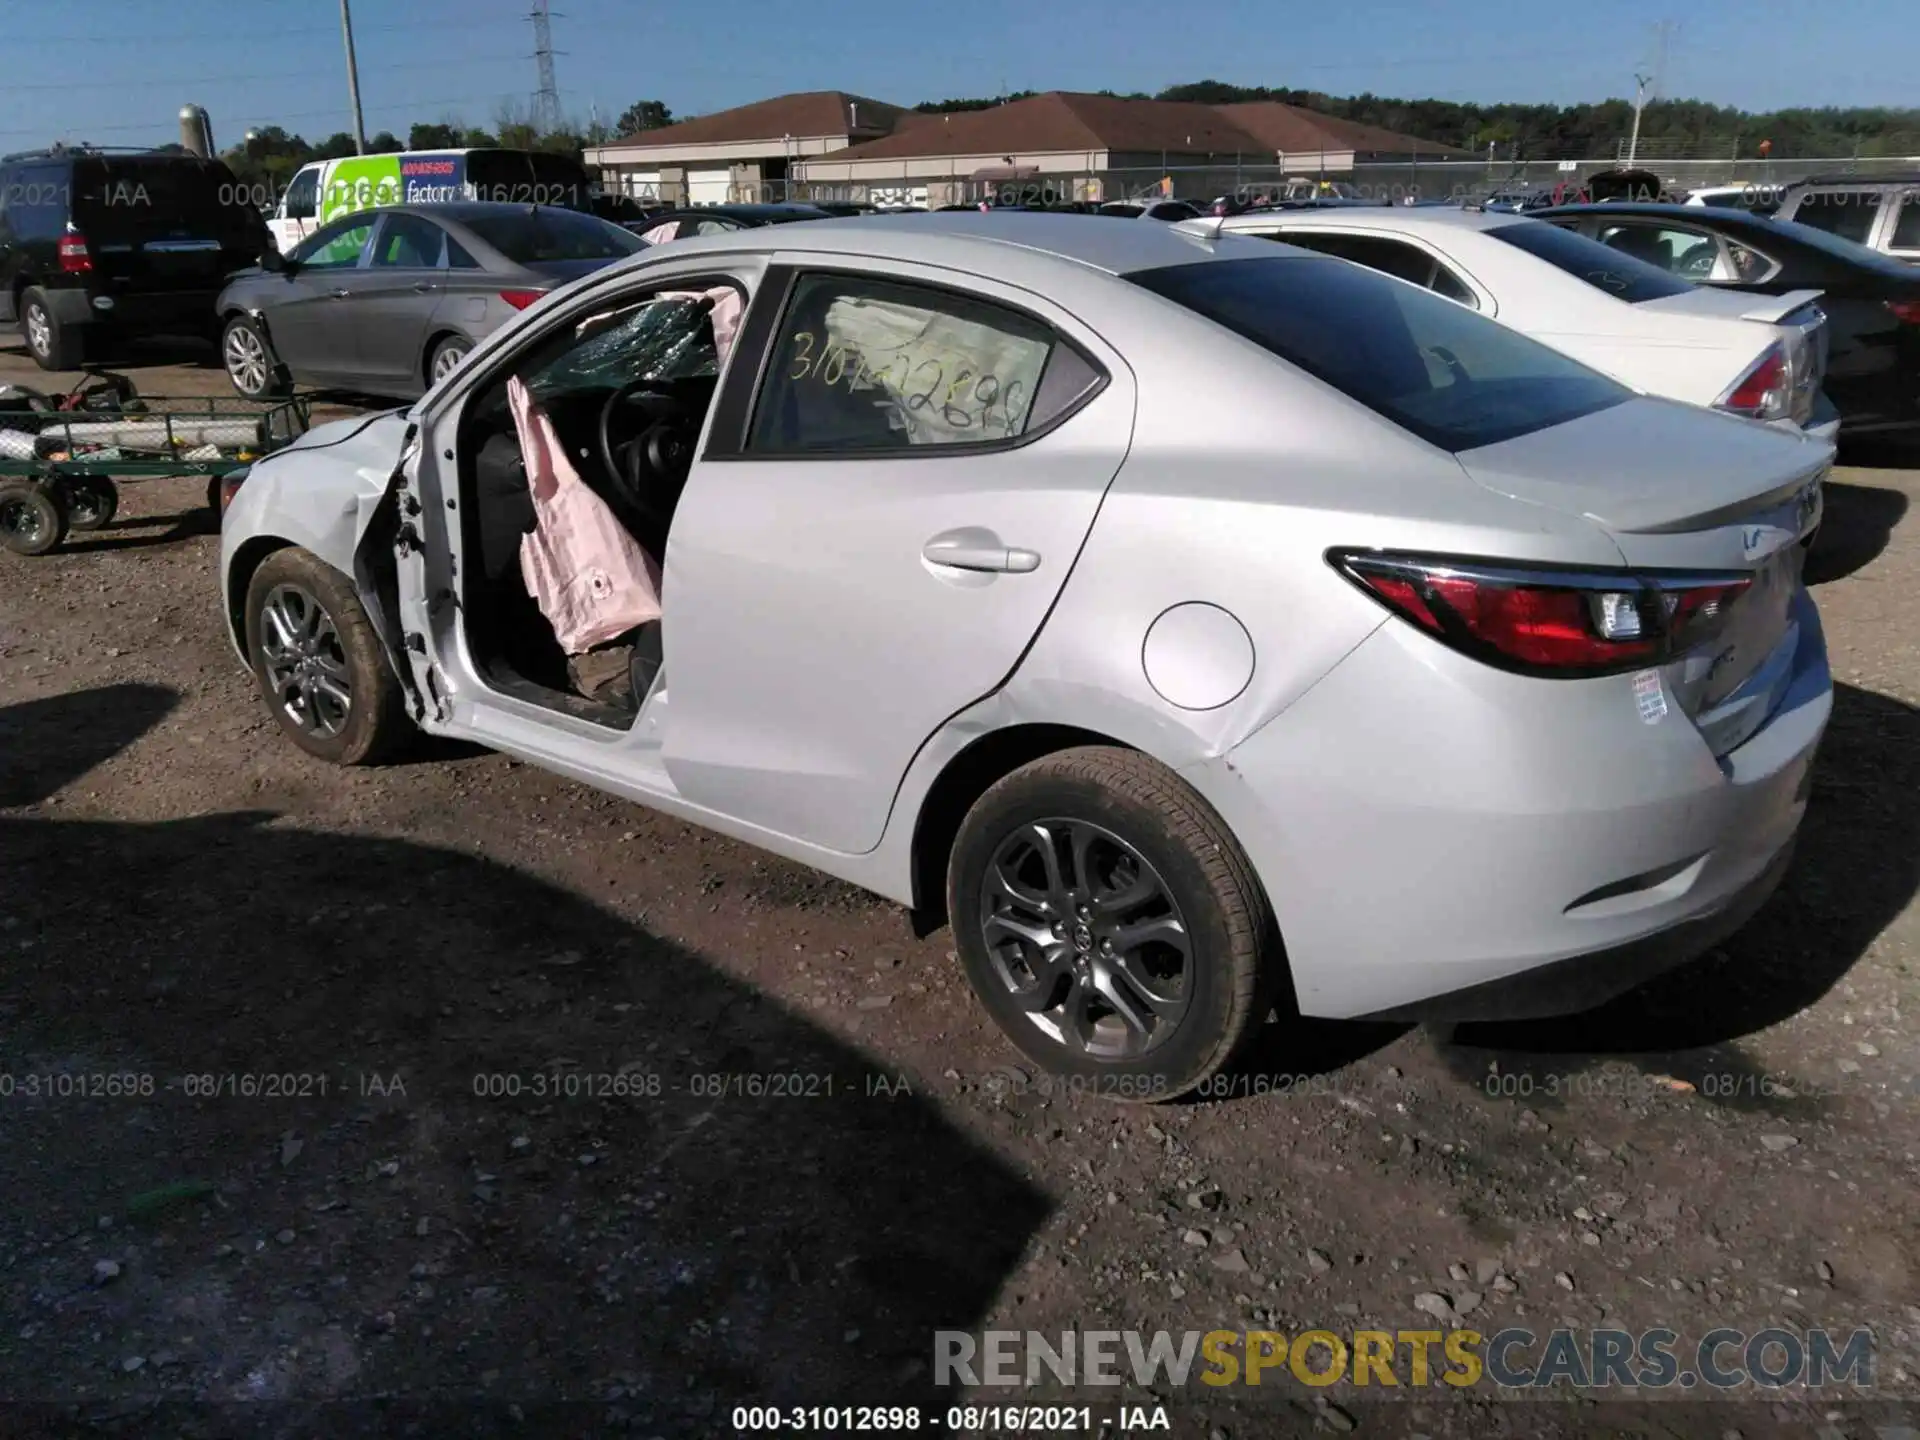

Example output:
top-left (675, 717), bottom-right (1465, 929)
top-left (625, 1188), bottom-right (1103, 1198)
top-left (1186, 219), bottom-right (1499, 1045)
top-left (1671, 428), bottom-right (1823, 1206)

top-left (1634, 668), bottom-right (1668, 723)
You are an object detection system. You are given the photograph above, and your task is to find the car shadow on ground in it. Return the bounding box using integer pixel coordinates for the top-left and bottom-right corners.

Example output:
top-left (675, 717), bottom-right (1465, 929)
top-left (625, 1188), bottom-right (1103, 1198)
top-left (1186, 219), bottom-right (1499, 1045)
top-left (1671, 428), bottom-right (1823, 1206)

top-left (0, 685), bottom-right (1049, 1437)
top-left (1435, 680), bottom-right (1919, 1102)
top-left (1806, 479), bottom-right (1909, 584)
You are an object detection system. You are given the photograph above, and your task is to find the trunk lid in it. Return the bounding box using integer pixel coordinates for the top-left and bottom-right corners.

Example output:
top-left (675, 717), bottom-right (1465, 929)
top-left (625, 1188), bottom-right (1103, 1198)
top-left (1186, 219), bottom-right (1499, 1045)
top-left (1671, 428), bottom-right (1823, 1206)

top-left (1638, 286), bottom-right (1829, 426)
top-left (1459, 395), bottom-right (1828, 753)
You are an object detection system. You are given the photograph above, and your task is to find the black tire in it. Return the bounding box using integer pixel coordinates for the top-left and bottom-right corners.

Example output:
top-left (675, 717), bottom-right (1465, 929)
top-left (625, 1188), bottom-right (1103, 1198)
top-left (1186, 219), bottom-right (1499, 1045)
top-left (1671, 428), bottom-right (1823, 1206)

top-left (426, 334), bottom-right (472, 386)
top-left (948, 746), bottom-right (1281, 1102)
top-left (221, 313), bottom-right (286, 399)
top-left (0, 479), bottom-right (68, 556)
top-left (20, 287), bottom-right (86, 372)
top-left (60, 476), bottom-right (118, 531)
top-left (243, 547), bottom-right (411, 765)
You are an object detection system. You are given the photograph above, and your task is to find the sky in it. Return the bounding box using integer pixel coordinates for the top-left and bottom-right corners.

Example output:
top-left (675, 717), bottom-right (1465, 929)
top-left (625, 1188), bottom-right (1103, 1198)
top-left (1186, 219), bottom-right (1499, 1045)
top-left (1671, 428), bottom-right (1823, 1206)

top-left (5, 0), bottom-right (1912, 153)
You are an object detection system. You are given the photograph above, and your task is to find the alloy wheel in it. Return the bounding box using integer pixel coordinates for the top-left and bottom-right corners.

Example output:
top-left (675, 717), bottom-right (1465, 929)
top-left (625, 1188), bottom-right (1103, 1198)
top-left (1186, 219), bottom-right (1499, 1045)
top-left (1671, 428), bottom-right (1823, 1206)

top-left (257, 582), bottom-right (352, 738)
top-left (24, 304), bottom-right (51, 360)
top-left (431, 343), bottom-right (469, 380)
top-left (977, 818), bottom-right (1194, 1060)
top-left (225, 324), bottom-right (270, 394)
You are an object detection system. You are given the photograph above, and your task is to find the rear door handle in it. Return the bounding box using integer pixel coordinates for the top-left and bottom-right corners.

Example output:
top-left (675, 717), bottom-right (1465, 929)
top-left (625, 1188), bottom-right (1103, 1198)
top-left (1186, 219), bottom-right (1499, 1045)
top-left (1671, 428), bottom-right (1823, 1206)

top-left (412, 281), bottom-right (439, 293)
top-left (922, 528), bottom-right (1041, 574)
top-left (330, 287), bottom-right (350, 299)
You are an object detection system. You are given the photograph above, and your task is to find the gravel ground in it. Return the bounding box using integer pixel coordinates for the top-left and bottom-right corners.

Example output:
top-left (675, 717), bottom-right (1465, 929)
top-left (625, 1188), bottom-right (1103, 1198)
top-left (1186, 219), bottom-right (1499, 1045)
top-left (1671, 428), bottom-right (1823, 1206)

top-left (1, 340), bottom-right (1917, 1439)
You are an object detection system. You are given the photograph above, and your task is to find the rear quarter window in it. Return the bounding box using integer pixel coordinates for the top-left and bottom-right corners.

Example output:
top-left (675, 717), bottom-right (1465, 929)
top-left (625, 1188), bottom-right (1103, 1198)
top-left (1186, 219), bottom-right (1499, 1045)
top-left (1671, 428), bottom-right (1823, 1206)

top-left (1483, 220), bottom-right (1695, 302)
top-left (1127, 254), bottom-right (1628, 453)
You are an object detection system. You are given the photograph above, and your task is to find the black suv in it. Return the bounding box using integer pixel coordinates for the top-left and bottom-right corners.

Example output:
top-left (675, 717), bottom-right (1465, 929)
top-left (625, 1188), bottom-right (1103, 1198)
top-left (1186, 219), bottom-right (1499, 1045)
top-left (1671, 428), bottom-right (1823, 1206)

top-left (0, 145), bottom-right (268, 370)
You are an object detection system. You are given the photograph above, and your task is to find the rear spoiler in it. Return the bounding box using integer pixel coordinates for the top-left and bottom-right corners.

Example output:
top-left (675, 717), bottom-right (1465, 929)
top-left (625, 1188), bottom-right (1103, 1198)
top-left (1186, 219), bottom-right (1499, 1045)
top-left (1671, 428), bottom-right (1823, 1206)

top-left (1738, 289), bottom-right (1824, 324)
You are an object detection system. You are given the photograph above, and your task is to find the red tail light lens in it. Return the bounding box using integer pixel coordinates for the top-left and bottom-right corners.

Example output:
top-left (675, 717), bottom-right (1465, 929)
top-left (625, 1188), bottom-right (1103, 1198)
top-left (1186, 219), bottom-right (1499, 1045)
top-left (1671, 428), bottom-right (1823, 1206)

top-left (57, 232), bottom-right (92, 273)
top-left (498, 289), bottom-right (547, 311)
top-left (1887, 300), bottom-right (1920, 326)
top-left (1331, 551), bottom-right (1751, 677)
top-left (1714, 343), bottom-right (1790, 421)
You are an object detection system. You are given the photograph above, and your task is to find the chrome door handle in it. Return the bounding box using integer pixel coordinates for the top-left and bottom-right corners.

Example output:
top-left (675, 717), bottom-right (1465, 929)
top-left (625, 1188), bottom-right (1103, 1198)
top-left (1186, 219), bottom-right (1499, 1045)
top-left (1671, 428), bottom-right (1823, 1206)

top-left (412, 282), bottom-right (439, 293)
top-left (922, 529), bottom-right (1041, 573)
top-left (330, 287), bottom-right (350, 299)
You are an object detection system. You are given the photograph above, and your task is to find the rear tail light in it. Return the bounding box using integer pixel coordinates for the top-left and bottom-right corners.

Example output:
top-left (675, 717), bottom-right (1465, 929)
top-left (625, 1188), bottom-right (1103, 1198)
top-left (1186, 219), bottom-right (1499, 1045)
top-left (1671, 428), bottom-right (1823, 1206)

top-left (1331, 551), bottom-right (1751, 678)
top-left (1887, 300), bottom-right (1920, 325)
top-left (217, 470), bottom-right (249, 513)
top-left (57, 232), bottom-right (92, 274)
top-left (1714, 343), bottom-right (1791, 422)
top-left (498, 289), bottom-right (547, 310)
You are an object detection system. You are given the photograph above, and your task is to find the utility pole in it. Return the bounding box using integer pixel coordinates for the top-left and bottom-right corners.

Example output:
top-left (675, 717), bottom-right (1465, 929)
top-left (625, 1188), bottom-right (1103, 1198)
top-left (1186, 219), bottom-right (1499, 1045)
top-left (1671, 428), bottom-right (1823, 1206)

top-left (1627, 72), bottom-right (1651, 167)
top-left (530, 0), bottom-right (563, 135)
top-left (338, 0), bottom-right (367, 153)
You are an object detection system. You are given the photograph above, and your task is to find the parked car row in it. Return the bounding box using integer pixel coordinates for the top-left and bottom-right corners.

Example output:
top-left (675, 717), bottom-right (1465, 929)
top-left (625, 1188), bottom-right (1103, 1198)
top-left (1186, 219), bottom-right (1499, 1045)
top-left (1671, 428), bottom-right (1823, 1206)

top-left (218, 211), bottom-right (1835, 1098)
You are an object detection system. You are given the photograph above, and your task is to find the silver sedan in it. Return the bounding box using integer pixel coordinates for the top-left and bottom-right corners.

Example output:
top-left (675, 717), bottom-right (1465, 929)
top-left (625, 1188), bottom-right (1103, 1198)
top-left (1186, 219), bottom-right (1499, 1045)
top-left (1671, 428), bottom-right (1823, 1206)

top-left (217, 213), bottom-right (1833, 1098)
top-left (215, 202), bottom-right (644, 400)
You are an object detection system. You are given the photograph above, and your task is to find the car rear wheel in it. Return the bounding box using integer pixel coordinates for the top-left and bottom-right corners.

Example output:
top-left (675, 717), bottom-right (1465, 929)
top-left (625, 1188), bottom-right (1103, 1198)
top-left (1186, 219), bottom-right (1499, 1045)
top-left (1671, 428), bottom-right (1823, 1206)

top-left (243, 548), bottom-right (410, 765)
top-left (20, 288), bottom-right (85, 372)
top-left (948, 747), bottom-right (1281, 1102)
top-left (222, 315), bottom-right (285, 399)
top-left (428, 335), bottom-right (472, 384)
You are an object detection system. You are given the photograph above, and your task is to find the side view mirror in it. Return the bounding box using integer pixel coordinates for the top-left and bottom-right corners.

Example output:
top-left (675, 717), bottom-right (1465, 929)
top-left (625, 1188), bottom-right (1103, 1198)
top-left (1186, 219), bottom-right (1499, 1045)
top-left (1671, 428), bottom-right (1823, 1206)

top-left (261, 247), bottom-right (290, 274)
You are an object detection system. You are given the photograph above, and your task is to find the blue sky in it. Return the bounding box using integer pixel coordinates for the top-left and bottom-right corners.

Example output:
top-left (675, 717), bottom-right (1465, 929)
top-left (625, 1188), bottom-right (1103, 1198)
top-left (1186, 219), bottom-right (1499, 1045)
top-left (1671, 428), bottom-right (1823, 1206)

top-left (8, 0), bottom-right (1911, 152)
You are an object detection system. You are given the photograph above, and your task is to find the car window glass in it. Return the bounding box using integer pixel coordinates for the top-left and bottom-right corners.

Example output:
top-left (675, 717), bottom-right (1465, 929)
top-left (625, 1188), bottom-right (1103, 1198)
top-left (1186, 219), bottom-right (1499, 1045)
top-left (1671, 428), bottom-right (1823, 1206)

top-left (1727, 239), bottom-right (1775, 280)
top-left (1428, 262), bottom-right (1476, 306)
top-left (689, 217), bottom-right (738, 236)
top-left (447, 236), bottom-right (480, 269)
top-left (1129, 254), bottom-right (1627, 453)
top-left (1596, 222), bottom-right (1721, 278)
top-left (284, 168), bottom-right (319, 220)
top-left (4, 164), bottom-right (66, 241)
top-left (291, 217), bottom-right (374, 268)
top-left (750, 273), bottom-right (1070, 453)
top-left (457, 208), bottom-right (642, 262)
top-left (1484, 220), bottom-right (1694, 302)
top-left (520, 289), bottom-right (735, 404)
top-left (1271, 231), bottom-right (1433, 286)
top-left (370, 213), bottom-right (445, 268)
top-left (1893, 197), bottom-right (1920, 252)
top-left (1789, 191), bottom-right (1879, 245)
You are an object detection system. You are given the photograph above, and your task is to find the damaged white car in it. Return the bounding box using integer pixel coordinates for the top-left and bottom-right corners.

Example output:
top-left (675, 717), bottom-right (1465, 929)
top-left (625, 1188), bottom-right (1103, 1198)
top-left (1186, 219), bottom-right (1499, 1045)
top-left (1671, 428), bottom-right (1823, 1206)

top-left (219, 214), bottom-right (1831, 1097)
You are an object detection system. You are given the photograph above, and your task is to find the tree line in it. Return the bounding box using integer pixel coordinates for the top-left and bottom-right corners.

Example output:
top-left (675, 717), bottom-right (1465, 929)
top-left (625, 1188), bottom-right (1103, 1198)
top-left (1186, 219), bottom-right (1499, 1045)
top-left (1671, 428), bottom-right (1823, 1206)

top-left (918, 82), bottom-right (1920, 159)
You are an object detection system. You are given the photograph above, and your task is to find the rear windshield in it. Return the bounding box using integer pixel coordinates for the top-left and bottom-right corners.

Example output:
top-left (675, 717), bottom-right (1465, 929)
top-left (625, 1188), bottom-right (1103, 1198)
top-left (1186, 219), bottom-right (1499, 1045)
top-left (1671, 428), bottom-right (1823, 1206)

top-left (72, 157), bottom-right (259, 238)
top-left (465, 150), bottom-right (592, 211)
top-left (1485, 219), bottom-right (1696, 302)
top-left (459, 208), bottom-right (643, 263)
top-left (1128, 254), bottom-right (1627, 453)
top-left (1767, 214), bottom-right (1920, 274)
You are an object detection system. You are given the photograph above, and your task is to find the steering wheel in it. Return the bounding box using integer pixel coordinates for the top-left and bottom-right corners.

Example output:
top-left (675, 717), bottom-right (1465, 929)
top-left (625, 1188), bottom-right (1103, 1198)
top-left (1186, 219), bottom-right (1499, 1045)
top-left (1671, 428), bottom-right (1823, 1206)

top-left (598, 376), bottom-right (697, 518)
top-left (1678, 245), bottom-right (1718, 279)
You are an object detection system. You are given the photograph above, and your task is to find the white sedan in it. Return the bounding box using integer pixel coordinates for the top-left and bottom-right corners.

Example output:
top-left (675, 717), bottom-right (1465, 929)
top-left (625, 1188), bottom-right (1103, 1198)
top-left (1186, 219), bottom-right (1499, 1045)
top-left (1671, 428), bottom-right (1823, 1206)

top-left (1208, 206), bottom-right (1838, 440)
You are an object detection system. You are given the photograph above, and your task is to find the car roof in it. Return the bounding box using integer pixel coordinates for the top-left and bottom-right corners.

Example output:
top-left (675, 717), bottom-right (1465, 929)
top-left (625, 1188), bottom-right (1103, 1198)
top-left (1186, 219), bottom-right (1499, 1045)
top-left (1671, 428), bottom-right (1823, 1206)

top-left (357, 201), bottom-right (601, 222)
top-left (1217, 205), bottom-right (1519, 234)
top-left (1789, 172), bottom-right (1920, 188)
top-left (1538, 201), bottom-right (1769, 222)
top-left (601, 210), bottom-right (1269, 278)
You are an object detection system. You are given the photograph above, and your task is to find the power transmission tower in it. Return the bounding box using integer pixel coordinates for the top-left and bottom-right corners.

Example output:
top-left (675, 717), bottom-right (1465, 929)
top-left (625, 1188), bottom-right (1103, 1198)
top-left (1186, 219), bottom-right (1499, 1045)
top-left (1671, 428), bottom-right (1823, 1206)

top-left (529, 0), bottom-right (564, 134)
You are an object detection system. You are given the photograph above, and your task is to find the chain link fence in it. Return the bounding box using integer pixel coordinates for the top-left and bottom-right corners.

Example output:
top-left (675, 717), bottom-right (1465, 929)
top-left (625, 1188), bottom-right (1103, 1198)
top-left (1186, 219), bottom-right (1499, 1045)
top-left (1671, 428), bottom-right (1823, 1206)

top-left (685, 148), bottom-right (1919, 209)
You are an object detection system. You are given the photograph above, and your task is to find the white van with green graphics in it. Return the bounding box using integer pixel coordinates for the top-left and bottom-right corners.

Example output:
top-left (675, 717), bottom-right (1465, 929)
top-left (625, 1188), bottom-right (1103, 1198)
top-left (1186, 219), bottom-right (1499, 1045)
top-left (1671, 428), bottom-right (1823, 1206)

top-left (267, 148), bottom-right (592, 252)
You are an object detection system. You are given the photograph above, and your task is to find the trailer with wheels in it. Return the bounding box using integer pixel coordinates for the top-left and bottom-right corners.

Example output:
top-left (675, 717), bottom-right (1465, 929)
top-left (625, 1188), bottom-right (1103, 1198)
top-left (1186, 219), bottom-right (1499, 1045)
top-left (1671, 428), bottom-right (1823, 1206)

top-left (0, 371), bottom-right (309, 557)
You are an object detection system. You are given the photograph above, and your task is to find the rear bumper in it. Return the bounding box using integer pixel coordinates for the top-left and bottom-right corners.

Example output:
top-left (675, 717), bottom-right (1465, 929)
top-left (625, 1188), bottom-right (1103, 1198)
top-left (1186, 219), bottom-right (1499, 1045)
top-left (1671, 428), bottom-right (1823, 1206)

top-left (1179, 588), bottom-right (1831, 1020)
top-left (46, 286), bottom-right (222, 332)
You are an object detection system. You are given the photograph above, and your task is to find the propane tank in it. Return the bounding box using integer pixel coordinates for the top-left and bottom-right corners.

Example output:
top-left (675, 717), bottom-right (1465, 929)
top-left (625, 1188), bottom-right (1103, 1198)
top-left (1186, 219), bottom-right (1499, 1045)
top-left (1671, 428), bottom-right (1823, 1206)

top-left (179, 105), bottom-right (215, 158)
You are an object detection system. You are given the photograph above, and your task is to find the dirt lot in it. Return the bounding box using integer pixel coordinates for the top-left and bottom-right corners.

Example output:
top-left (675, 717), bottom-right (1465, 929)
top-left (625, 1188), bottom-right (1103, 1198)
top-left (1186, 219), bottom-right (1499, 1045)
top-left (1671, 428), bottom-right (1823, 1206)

top-left (1, 340), bottom-right (1918, 1439)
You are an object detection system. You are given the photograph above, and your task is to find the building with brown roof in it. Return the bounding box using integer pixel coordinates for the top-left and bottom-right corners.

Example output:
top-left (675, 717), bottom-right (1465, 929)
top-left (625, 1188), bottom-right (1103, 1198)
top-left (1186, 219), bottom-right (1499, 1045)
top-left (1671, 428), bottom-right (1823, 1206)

top-left (583, 91), bottom-right (906, 204)
top-left (585, 89), bottom-right (1468, 206)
